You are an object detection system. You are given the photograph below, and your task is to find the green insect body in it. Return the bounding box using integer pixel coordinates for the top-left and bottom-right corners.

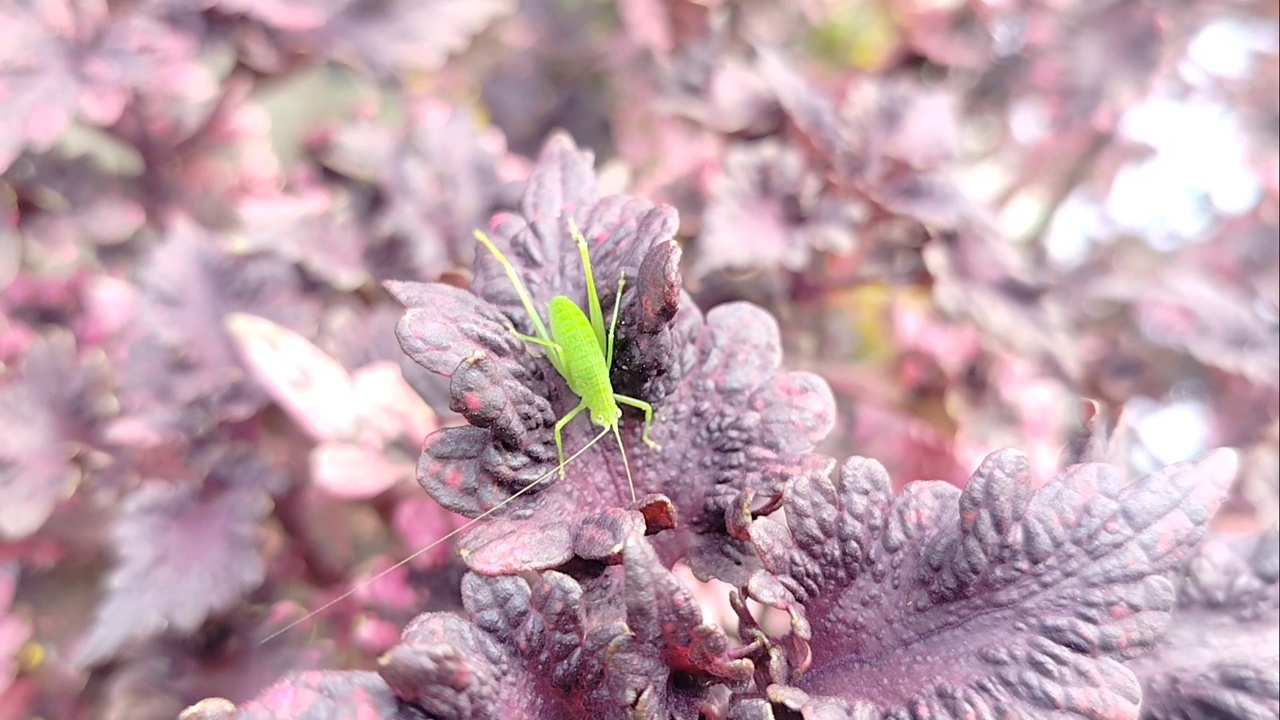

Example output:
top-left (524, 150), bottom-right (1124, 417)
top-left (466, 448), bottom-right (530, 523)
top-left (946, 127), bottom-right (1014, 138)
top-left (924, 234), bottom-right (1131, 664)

top-left (550, 296), bottom-right (618, 423)
top-left (261, 221), bottom-right (660, 643)
top-left (476, 221), bottom-right (660, 501)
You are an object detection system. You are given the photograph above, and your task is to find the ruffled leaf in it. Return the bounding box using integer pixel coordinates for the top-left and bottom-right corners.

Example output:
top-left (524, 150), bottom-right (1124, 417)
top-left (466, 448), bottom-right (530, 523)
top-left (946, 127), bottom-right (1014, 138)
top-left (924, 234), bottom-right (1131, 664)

top-left (76, 452), bottom-right (277, 667)
top-left (1129, 526), bottom-right (1280, 719)
top-left (391, 134), bottom-right (836, 579)
top-left (745, 449), bottom-right (1237, 718)
top-left (372, 535), bottom-right (745, 719)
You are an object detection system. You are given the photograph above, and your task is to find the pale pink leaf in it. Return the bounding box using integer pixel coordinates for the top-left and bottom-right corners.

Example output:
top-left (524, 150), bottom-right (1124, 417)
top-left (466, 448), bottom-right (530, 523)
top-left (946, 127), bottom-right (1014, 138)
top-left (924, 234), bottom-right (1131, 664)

top-left (310, 442), bottom-right (406, 500)
top-left (349, 361), bottom-right (438, 444)
top-left (225, 313), bottom-right (358, 441)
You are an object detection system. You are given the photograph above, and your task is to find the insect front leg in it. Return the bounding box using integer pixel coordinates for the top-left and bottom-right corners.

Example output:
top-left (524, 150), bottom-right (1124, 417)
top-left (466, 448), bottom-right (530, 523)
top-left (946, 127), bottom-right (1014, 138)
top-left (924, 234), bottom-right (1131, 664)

top-left (510, 329), bottom-right (564, 366)
top-left (474, 229), bottom-right (566, 376)
top-left (553, 400), bottom-right (589, 479)
top-left (606, 275), bottom-right (625, 368)
top-left (569, 219), bottom-right (607, 350)
top-left (613, 394), bottom-right (660, 450)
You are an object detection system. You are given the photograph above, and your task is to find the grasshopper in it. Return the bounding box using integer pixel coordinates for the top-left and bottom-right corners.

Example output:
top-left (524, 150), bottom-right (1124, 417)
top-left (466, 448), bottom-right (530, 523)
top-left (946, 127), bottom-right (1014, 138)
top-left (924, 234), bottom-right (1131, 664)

top-left (473, 219), bottom-right (660, 498)
top-left (263, 220), bottom-right (661, 642)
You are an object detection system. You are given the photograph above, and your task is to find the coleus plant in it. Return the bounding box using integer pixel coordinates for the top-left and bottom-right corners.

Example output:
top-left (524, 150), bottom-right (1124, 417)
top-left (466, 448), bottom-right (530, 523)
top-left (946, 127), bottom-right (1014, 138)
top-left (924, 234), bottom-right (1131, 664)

top-left (186, 135), bottom-right (1271, 720)
top-left (385, 134), bottom-right (836, 583)
top-left (2, 1), bottom-right (1273, 718)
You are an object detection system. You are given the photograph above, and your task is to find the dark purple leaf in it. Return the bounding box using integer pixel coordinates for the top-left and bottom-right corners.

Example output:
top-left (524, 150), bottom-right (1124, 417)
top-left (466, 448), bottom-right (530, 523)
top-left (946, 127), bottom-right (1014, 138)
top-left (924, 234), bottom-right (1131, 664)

top-left (114, 218), bottom-right (317, 440)
top-left (744, 449), bottom-right (1237, 718)
top-left (1129, 526), bottom-right (1279, 719)
top-left (76, 459), bottom-right (273, 666)
top-left (391, 134), bottom-right (835, 580)
top-left (381, 579), bottom-right (590, 718)
top-left (376, 534), bottom-right (744, 719)
top-left (610, 535), bottom-right (752, 717)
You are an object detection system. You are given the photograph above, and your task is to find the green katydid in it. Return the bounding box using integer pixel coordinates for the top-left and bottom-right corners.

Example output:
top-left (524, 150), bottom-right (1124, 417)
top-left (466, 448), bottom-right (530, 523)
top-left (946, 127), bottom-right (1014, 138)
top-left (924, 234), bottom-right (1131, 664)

top-left (262, 219), bottom-right (661, 643)
top-left (472, 219), bottom-right (661, 498)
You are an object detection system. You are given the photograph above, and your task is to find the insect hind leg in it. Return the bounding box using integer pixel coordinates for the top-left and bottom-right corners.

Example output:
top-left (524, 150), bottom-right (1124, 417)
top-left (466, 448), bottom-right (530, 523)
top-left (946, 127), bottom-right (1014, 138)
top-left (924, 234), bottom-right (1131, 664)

top-left (553, 401), bottom-right (589, 479)
top-left (613, 394), bottom-right (660, 450)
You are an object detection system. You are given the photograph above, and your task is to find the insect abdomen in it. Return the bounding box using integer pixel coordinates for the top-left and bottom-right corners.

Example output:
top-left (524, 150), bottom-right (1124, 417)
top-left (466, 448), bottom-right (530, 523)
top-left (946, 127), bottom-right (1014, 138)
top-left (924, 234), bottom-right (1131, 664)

top-left (548, 295), bottom-right (611, 401)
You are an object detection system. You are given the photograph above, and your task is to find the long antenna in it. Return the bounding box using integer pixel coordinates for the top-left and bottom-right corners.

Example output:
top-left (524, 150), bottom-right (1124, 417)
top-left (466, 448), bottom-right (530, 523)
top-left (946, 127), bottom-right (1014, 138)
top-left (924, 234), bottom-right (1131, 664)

top-left (613, 423), bottom-right (636, 503)
top-left (261, 426), bottom-right (612, 644)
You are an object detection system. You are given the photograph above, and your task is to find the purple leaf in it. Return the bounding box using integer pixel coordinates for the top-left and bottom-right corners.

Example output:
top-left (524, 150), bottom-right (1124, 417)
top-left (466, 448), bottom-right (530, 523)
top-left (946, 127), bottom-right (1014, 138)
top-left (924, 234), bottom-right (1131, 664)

top-left (114, 218), bottom-right (317, 439)
top-left (233, 181), bottom-right (372, 291)
top-left (375, 534), bottom-right (745, 718)
top-left (225, 312), bottom-right (361, 442)
top-left (318, 100), bottom-right (519, 281)
top-left (233, 671), bottom-right (403, 720)
top-left (695, 139), bottom-right (858, 277)
top-left (1128, 526), bottom-right (1280, 719)
top-left (611, 535), bottom-right (752, 717)
top-left (227, 310), bottom-right (435, 500)
top-left (76, 453), bottom-right (274, 667)
top-left (9, 154), bottom-right (146, 252)
top-left (381, 583), bottom-right (584, 718)
top-left (744, 449), bottom-right (1237, 718)
top-left (319, 0), bottom-right (513, 76)
top-left (1137, 273), bottom-right (1280, 388)
top-left (390, 134), bottom-right (835, 579)
top-left (220, 0), bottom-right (514, 79)
top-left (0, 331), bottom-right (112, 539)
top-left (0, 2), bottom-right (215, 171)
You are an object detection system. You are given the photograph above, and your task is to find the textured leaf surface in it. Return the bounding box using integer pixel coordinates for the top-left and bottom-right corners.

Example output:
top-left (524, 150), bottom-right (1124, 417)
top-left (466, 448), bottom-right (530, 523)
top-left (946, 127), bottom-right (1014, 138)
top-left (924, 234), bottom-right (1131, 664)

top-left (375, 534), bottom-right (745, 719)
top-left (745, 449), bottom-right (1237, 718)
top-left (392, 134), bottom-right (835, 579)
top-left (611, 536), bottom-right (752, 717)
top-left (1129, 526), bottom-right (1280, 720)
